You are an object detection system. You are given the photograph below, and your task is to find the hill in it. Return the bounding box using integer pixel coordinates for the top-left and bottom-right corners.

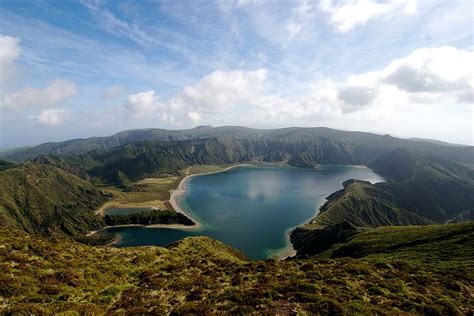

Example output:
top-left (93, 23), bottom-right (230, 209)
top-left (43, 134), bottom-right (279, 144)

top-left (0, 162), bottom-right (110, 238)
top-left (408, 137), bottom-right (469, 147)
top-left (28, 131), bottom-right (474, 188)
top-left (3, 132), bottom-right (473, 254)
top-left (2, 126), bottom-right (473, 165)
top-left (291, 149), bottom-right (474, 256)
top-left (0, 159), bottom-right (15, 171)
top-left (0, 126), bottom-right (264, 162)
top-left (32, 137), bottom-right (366, 187)
top-left (1, 222), bottom-right (472, 314)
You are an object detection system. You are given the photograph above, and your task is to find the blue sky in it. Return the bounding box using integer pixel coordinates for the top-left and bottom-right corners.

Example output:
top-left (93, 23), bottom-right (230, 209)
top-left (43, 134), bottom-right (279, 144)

top-left (0, 0), bottom-right (473, 147)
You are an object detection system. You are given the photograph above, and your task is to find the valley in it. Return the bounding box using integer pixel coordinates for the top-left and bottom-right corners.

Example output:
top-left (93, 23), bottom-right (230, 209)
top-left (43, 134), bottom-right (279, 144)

top-left (1, 126), bottom-right (473, 313)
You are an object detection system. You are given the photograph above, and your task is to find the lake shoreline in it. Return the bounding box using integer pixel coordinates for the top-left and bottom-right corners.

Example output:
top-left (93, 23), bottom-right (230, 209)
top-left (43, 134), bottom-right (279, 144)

top-left (168, 163), bottom-right (257, 231)
top-left (90, 163), bottom-right (382, 260)
top-left (168, 162), bottom-right (306, 260)
top-left (88, 164), bottom-right (256, 241)
top-left (87, 222), bottom-right (198, 237)
top-left (170, 163), bottom-right (304, 260)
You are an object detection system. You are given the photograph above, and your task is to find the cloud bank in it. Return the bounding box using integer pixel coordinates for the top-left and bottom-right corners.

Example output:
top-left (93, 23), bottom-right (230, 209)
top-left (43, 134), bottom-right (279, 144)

top-left (119, 46), bottom-right (473, 127)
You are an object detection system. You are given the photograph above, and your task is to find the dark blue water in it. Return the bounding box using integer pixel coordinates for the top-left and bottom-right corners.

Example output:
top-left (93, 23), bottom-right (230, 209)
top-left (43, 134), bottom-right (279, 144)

top-left (107, 165), bottom-right (383, 260)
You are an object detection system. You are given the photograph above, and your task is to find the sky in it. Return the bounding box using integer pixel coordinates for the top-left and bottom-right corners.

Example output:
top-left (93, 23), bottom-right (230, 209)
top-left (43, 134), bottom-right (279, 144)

top-left (0, 0), bottom-right (473, 148)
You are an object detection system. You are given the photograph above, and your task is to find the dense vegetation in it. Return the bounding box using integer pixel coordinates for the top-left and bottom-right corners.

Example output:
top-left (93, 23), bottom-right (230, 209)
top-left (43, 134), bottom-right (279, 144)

top-left (0, 159), bottom-right (15, 171)
top-left (0, 162), bottom-right (109, 238)
top-left (1, 222), bottom-right (472, 314)
top-left (291, 149), bottom-right (474, 256)
top-left (0, 163), bottom-right (197, 238)
top-left (104, 210), bottom-right (194, 226)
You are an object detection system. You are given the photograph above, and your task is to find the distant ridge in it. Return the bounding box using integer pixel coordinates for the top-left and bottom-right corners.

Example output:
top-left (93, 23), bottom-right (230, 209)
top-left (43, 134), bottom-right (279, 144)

top-left (1, 126), bottom-right (473, 163)
top-left (1, 125), bottom-right (473, 248)
top-left (408, 137), bottom-right (469, 147)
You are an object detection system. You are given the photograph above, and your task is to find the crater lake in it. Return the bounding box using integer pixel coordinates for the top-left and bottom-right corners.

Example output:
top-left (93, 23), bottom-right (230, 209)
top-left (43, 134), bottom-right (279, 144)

top-left (107, 165), bottom-right (384, 260)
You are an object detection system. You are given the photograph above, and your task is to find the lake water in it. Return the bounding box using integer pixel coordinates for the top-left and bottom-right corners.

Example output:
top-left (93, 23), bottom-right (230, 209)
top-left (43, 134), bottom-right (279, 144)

top-left (107, 165), bottom-right (384, 260)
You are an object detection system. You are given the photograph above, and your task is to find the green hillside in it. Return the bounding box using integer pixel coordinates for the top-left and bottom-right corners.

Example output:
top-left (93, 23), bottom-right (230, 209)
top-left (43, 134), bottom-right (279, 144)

top-left (0, 159), bottom-right (15, 171)
top-left (1, 222), bottom-right (472, 314)
top-left (291, 150), bottom-right (474, 256)
top-left (29, 133), bottom-right (473, 190)
top-left (3, 126), bottom-right (473, 165)
top-left (0, 162), bottom-right (110, 237)
top-left (0, 126), bottom-right (265, 162)
top-left (33, 137), bottom-right (367, 187)
top-left (319, 151), bottom-right (474, 226)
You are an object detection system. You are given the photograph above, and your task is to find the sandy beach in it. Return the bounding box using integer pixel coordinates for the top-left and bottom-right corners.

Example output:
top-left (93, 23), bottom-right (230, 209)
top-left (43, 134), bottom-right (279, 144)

top-left (87, 221), bottom-right (198, 241)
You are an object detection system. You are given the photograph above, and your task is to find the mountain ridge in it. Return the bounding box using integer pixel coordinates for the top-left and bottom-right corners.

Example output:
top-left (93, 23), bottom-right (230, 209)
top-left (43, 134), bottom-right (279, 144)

top-left (2, 126), bottom-right (472, 164)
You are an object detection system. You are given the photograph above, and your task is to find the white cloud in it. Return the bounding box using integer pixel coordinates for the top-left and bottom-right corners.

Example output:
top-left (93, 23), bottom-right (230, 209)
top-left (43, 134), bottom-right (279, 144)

top-left (1, 79), bottom-right (77, 109)
top-left (250, 46), bottom-right (473, 120)
top-left (0, 34), bottom-right (21, 86)
top-left (79, 0), bottom-right (156, 47)
top-left (33, 108), bottom-right (71, 126)
top-left (319, 0), bottom-right (417, 33)
top-left (170, 69), bottom-right (268, 113)
top-left (309, 46), bottom-right (474, 116)
top-left (121, 69), bottom-right (269, 122)
top-left (118, 47), bottom-right (472, 136)
top-left (1, 34), bottom-right (77, 111)
top-left (187, 111), bottom-right (201, 124)
top-left (404, 0), bottom-right (417, 15)
top-left (382, 46), bottom-right (473, 93)
top-left (123, 90), bottom-right (162, 119)
top-left (458, 90), bottom-right (474, 104)
top-left (284, 0), bottom-right (318, 39)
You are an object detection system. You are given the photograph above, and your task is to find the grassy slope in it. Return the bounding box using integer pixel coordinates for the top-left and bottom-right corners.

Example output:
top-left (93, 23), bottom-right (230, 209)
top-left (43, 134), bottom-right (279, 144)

top-left (312, 180), bottom-right (432, 227)
top-left (0, 162), bottom-right (110, 237)
top-left (319, 223), bottom-right (474, 268)
top-left (1, 223), bottom-right (472, 314)
top-left (291, 150), bottom-right (474, 257)
top-left (316, 150), bottom-right (474, 227)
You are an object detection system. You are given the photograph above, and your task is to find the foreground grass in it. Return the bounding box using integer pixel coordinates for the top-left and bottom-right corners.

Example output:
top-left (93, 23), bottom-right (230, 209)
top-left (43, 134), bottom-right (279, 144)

top-left (1, 223), bottom-right (473, 314)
